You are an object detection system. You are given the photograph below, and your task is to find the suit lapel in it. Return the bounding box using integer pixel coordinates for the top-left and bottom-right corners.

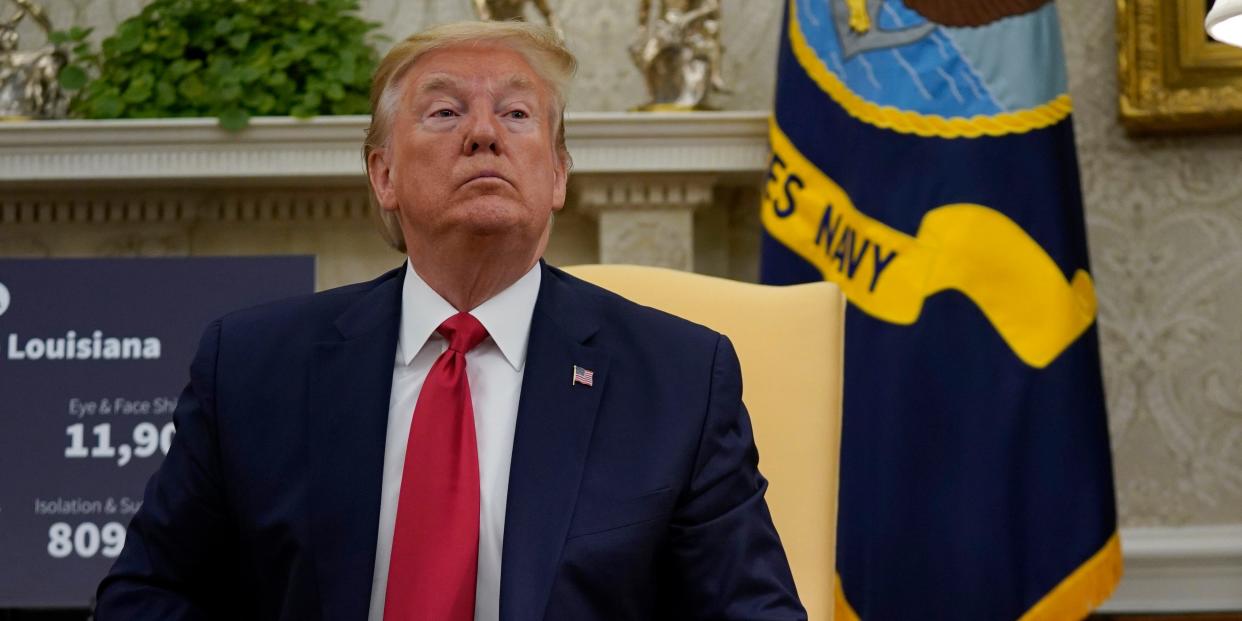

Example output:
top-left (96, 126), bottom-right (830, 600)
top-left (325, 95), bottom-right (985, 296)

top-left (500, 265), bottom-right (610, 621)
top-left (309, 269), bottom-right (403, 620)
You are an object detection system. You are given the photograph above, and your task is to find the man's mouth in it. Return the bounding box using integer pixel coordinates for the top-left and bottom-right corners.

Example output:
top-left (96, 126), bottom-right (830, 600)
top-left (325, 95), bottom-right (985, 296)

top-left (465, 170), bottom-right (508, 185)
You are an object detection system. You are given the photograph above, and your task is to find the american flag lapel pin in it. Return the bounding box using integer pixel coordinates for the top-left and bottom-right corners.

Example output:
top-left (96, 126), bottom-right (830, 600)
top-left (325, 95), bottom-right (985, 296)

top-left (572, 365), bottom-right (594, 387)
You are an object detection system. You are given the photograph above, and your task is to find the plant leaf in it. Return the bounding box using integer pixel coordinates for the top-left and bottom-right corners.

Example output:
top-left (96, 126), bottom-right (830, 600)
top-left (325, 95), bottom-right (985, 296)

top-left (122, 84), bottom-right (152, 103)
top-left (254, 93), bottom-right (276, 114)
top-left (218, 82), bottom-right (242, 102)
top-left (91, 95), bottom-right (125, 118)
top-left (237, 65), bottom-right (261, 83)
top-left (156, 81), bottom-right (177, 106)
top-left (58, 65), bottom-right (88, 91)
top-left (178, 74), bottom-right (206, 101)
top-left (114, 21), bottom-right (145, 53)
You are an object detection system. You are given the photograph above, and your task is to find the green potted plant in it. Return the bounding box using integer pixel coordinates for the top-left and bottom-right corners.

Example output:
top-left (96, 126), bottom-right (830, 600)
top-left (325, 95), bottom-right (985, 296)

top-left (57, 0), bottom-right (382, 130)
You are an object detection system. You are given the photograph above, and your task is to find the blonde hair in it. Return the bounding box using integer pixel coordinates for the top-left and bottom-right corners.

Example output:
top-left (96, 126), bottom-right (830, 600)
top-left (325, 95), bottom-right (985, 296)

top-left (363, 21), bottom-right (578, 252)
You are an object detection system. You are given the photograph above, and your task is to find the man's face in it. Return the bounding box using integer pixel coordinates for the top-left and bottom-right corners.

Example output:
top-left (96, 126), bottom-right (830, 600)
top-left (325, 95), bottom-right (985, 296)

top-left (368, 43), bottom-right (568, 262)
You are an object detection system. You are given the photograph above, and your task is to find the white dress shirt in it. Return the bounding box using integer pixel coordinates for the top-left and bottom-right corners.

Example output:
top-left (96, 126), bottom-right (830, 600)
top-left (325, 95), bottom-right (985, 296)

top-left (367, 260), bottom-right (540, 621)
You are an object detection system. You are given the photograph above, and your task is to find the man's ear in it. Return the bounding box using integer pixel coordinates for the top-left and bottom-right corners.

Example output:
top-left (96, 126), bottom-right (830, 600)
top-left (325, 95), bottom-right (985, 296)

top-left (367, 148), bottom-right (398, 212)
top-left (551, 151), bottom-right (568, 213)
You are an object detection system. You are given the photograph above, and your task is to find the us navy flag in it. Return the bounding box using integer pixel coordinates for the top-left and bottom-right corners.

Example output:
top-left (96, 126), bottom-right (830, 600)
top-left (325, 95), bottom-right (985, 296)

top-left (759, 1), bottom-right (1121, 619)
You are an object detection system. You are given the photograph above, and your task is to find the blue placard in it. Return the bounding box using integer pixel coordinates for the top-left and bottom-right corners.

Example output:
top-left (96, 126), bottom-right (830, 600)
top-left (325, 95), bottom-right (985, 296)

top-left (0, 257), bottom-right (315, 607)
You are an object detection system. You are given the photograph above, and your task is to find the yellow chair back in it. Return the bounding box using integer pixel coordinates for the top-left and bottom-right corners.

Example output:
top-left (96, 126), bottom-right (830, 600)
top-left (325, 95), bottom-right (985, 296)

top-left (563, 264), bottom-right (844, 621)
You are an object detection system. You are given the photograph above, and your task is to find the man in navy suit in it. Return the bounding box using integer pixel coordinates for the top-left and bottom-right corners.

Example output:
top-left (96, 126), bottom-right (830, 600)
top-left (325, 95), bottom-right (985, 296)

top-left (96, 21), bottom-right (804, 621)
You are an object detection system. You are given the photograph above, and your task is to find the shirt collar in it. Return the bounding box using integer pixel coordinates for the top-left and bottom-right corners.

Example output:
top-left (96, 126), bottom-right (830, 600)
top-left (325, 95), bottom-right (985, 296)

top-left (397, 259), bottom-right (540, 372)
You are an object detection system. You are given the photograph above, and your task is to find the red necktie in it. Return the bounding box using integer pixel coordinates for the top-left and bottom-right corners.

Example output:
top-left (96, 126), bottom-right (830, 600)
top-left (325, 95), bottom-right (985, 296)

top-left (385, 312), bottom-right (488, 621)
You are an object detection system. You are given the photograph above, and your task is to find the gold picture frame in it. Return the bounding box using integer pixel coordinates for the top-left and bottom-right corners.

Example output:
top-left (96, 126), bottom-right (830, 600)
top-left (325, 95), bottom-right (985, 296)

top-left (1118, 0), bottom-right (1242, 133)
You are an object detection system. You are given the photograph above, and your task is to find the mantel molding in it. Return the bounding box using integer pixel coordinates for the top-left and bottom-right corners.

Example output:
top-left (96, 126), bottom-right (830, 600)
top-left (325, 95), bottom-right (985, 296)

top-left (576, 174), bottom-right (717, 214)
top-left (0, 111), bottom-right (771, 186)
top-left (1102, 524), bottom-right (1242, 613)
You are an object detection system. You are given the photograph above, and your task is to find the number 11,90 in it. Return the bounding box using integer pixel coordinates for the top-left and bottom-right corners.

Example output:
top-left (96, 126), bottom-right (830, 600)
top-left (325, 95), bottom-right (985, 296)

top-left (64, 422), bottom-right (175, 466)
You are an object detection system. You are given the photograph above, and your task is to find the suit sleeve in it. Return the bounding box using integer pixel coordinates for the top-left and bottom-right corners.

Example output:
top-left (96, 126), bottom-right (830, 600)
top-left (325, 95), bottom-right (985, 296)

top-left (95, 320), bottom-right (237, 620)
top-left (666, 334), bottom-right (808, 620)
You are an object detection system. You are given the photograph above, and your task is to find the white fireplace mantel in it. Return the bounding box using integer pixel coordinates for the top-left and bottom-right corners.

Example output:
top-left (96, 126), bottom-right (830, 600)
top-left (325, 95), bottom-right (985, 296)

top-left (0, 111), bottom-right (771, 185)
top-left (0, 111), bottom-right (773, 272)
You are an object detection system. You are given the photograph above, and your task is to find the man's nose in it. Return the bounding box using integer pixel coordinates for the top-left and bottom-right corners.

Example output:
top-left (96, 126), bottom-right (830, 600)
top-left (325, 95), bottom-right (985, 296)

top-left (463, 112), bottom-right (501, 156)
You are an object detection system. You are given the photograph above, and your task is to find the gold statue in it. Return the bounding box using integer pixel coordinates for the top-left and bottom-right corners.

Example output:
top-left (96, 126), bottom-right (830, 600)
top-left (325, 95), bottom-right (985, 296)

top-left (0, 0), bottom-right (67, 119)
top-left (472, 0), bottom-right (564, 40)
top-left (630, 0), bottom-right (726, 111)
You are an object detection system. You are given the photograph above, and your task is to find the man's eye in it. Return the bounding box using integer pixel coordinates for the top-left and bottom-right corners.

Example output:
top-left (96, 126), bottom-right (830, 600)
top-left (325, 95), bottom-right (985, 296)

top-left (431, 109), bottom-right (455, 118)
top-left (506, 110), bottom-right (529, 119)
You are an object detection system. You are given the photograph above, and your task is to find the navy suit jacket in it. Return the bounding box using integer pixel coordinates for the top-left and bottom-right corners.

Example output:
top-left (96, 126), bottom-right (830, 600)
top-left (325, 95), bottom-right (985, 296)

top-left (96, 262), bottom-right (805, 620)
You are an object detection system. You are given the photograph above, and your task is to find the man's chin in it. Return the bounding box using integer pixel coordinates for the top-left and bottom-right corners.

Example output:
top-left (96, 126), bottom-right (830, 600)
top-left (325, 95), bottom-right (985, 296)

top-left (450, 201), bottom-right (534, 233)
top-left (459, 221), bottom-right (520, 238)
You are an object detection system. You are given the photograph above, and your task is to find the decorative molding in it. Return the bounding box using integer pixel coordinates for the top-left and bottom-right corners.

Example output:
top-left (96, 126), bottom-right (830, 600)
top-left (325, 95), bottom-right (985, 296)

top-left (0, 117), bottom-right (368, 184)
top-left (0, 112), bottom-right (770, 185)
top-left (597, 209), bottom-right (696, 271)
top-left (576, 175), bottom-right (717, 213)
top-left (1101, 525), bottom-right (1242, 612)
top-left (575, 174), bottom-right (718, 271)
top-left (0, 189), bottom-right (372, 224)
top-left (565, 113), bottom-right (769, 177)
